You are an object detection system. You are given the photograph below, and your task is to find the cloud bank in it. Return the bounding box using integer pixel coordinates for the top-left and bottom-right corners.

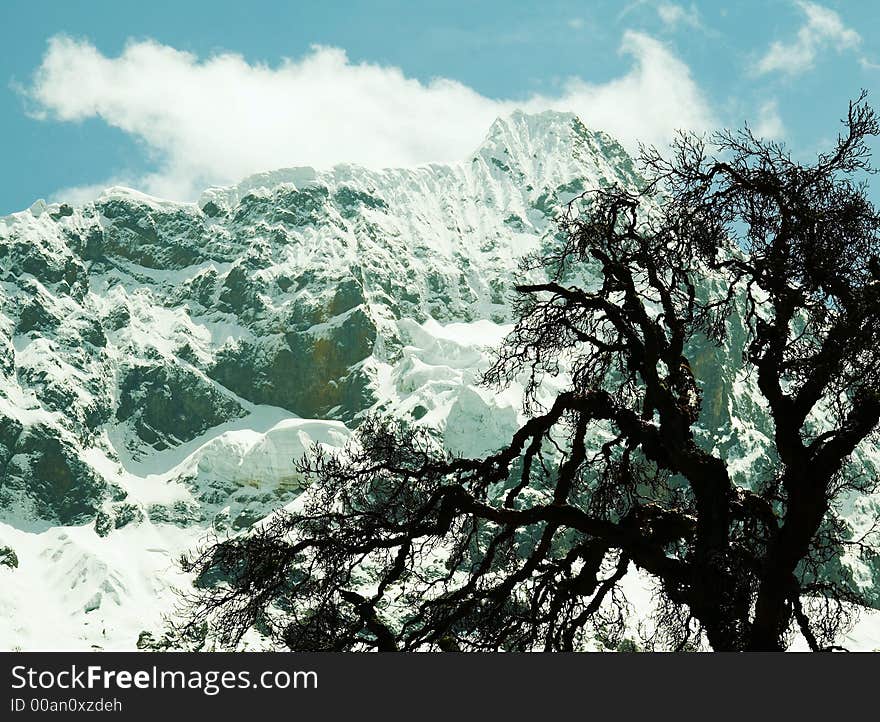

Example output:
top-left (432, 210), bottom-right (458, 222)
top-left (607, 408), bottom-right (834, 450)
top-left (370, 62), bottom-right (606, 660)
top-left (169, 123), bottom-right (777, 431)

top-left (27, 31), bottom-right (715, 202)
top-left (656, 3), bottom-right (703, 32)
top-left (754, 1), bottom-right (861, 76)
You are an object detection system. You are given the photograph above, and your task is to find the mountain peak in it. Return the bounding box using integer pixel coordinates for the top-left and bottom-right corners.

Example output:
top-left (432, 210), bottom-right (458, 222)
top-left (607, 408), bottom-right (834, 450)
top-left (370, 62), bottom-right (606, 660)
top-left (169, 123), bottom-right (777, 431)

top-left (471, 109), bottom-right (638, 193)
top-left (476, 109), bottom-right (585, 160)
top-left (485, 109), bottom-right (580, 136)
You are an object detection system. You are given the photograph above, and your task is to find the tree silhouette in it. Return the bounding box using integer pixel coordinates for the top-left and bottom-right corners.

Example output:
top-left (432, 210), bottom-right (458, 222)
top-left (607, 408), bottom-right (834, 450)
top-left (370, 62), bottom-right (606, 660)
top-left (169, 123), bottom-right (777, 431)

top-left (177, 95), bottom-right (880, 652)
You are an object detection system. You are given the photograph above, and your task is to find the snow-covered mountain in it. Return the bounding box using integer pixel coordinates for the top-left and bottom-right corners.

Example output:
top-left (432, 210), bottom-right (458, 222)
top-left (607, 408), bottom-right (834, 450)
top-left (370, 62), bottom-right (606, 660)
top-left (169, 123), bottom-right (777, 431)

top-left (1, 110), bottom-right (878, 650)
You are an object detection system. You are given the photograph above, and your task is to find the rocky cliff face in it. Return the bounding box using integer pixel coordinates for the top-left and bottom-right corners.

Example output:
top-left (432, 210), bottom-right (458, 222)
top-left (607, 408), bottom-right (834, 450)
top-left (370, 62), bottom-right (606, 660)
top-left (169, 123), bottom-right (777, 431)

top-left (0, 110), bottom-right (877, 650)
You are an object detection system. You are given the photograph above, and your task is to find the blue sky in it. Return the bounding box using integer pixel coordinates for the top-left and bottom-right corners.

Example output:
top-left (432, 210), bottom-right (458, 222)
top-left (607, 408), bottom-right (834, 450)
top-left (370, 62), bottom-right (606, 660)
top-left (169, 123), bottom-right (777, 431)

top-left (1, 0), bottom-right (878, 214)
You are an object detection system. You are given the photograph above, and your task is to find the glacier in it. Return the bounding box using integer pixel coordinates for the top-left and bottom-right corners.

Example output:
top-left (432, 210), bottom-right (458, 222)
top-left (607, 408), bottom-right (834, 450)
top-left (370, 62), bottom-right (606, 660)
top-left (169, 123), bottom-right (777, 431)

top-left (0, 110), bottom-right (878, 650)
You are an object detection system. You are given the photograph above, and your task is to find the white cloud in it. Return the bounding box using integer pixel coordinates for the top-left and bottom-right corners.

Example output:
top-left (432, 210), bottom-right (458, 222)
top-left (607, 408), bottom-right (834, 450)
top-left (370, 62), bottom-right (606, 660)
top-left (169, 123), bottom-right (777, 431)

top-left (754, 1), bottom-right (861, 76)
top-left (567, 18), bottom-right (585, 30)
top-left (753, 100), bottom-right (786, 139)
top-left (48, 181), bottom-right (122, 206)
top-left (26, 32), bottom-right (715, 202)
top-left (657, 3), bottom-right (702, 31)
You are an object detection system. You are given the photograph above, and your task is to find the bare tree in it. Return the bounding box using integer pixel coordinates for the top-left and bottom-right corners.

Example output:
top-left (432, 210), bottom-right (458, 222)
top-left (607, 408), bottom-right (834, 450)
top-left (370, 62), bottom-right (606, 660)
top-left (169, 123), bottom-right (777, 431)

top-left (176, 95), bottom-right (880, 652)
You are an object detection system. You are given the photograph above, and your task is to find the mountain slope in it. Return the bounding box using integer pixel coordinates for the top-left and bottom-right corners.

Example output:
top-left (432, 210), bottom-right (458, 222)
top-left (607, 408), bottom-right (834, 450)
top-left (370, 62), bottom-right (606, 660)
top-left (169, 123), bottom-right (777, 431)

top-left (0, 110), bottom-right (877, 650)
